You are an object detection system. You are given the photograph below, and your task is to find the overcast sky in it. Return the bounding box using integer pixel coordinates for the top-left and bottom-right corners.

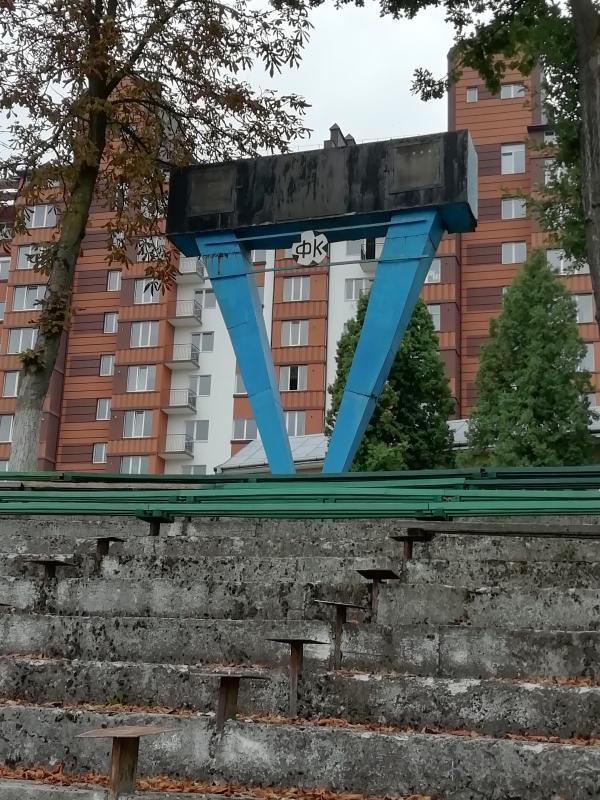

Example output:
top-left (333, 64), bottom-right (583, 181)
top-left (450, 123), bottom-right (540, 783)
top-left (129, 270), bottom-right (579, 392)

top-left (254, 3), bottom-right (454, 151)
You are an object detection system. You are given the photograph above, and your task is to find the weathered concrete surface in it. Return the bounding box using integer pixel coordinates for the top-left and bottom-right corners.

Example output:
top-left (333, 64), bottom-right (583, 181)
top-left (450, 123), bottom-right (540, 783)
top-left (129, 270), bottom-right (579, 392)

top-left (0, 783), bottom-right (317, 800)
top-left (2, 656), bottom-right (599, 738)
top-left (1, 706), bottom-right (599, 800)
top-left (0, 783), bottom-right (106, 800)
top-left (0, 612), bottom-right (351, 666)
top-left (3, 611), bottom-right (600, 679)
top-left (404, 556), bottom-right (600, 588)
top-left (382, 624), bottom-right (600, 679)
top-left (417, 526), bottom-right (600, 562)
top-left (97, 554), bottom-right (398, 585)
top-left (0, 576), bottom-right (363, 620)
top-left (378, 583), bottom-right (600, 629)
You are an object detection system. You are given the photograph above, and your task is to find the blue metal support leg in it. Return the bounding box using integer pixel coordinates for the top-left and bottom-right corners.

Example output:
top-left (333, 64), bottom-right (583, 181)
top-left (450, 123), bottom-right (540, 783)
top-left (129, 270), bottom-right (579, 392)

top-left (323, 210), bottom-right (445, 473)
top-left (195, 232), bottom-right (294, 474)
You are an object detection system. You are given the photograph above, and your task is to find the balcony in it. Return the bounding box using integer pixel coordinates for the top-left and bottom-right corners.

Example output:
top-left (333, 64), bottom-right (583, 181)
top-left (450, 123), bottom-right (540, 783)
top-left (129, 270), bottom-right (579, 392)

top-left (177, 256), bottom-right (206, 284)
top-left (168, 299), bottom-right (203, 327)
top-left (160, 433), bottom-right (194, 459)
top-left (166, 343), bottom-right (200, 370)
top-left (165, 388), bottom-right (197, 415)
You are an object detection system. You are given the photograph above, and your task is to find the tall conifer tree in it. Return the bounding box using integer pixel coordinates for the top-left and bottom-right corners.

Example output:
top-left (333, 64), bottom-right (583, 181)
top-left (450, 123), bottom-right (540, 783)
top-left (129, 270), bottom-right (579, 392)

top-left (466, 250), bottom-right (595, 465)
top-left (326, 295), bottom-right (455, 471)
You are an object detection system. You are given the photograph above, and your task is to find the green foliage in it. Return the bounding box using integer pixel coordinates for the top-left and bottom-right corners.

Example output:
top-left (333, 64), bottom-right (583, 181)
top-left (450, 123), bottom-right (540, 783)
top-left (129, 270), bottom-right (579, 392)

top-left (465, 250), bottom-right (595, 466)
top-left (326, 294), bottom-right (455, 471)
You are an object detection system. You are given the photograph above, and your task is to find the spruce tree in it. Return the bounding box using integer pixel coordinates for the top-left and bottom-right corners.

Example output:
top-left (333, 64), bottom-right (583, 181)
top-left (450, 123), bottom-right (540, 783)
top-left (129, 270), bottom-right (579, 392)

top-left (465, 249), bottom-right (595, 466)
top-left (326, 295), bottom-right (455, 471)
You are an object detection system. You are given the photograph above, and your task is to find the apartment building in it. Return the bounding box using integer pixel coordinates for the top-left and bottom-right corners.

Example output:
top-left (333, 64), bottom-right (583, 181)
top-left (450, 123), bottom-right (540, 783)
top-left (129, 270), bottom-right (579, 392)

top-left (0, 65), bottom-right (596, 474)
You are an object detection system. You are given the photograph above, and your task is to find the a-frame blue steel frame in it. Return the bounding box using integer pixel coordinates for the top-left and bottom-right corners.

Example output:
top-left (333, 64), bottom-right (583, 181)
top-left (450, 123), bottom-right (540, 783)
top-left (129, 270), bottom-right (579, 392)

top-left (196, 208), bottom-right (444, 475)
top-left (323, 209), bottom-right (444, 472)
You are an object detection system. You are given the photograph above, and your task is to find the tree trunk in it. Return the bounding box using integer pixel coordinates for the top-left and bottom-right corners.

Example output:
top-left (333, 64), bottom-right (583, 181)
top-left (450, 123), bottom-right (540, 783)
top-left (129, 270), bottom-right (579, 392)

top-left (8, 103), bottom-right (107, 470)
top-left (571, 0), bottom-right (600, 332)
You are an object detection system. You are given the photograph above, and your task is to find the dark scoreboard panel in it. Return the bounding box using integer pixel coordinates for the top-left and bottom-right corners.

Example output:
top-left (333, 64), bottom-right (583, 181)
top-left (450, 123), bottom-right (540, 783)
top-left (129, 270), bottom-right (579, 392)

top-left (167, 130), bottom-right (477, 253)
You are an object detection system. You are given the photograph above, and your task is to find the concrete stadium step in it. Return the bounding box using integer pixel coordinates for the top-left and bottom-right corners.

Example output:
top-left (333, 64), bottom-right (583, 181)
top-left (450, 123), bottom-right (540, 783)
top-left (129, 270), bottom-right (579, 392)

top-left (0, 783), bottom-right (105, 800)
top-left (417, 527), bottom-right (600, 562)
top-left (405, 557), bottom-right (600, 588)
top-left (0, 552), bottom-right (399, 584)
top-left (0, 577), bottom-right (367, 619)
top-left (1, 655), bottom-right (599, 739)
top-left (378, 583), bottom-right (600, 630)
top-left (0, 517), bottom-right (399, 558)
top-left (96, 554), bottom-right (398, 584)
top-left (0, 613), bottom-right (343, 667)
top-left (1, 704), bottom-right (599, 800)
top-left (3, 612), bottom-right (600, 680)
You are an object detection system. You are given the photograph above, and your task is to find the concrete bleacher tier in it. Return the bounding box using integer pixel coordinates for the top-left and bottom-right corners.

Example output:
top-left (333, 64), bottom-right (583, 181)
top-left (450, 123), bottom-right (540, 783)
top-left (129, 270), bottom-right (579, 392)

top-left (1, 515), bottom-right (600, 798)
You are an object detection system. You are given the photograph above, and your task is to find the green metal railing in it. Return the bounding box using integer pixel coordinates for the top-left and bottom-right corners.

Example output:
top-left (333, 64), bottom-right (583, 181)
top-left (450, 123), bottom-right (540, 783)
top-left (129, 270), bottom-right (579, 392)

top-left (0, 468), bottom-right (600, 519)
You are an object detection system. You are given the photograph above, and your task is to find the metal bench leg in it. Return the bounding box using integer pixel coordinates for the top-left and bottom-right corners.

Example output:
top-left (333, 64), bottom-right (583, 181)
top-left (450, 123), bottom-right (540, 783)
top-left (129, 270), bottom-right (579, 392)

top-left (289, 641), bottom-right (303, 717)
top-left (332, 606), bottom-right (347, 670)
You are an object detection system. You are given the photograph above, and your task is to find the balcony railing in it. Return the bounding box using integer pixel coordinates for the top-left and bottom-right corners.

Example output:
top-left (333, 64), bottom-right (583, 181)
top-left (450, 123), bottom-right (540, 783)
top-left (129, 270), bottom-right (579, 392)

top-left (177, 256), bottom-right (206, 280)
top-left (168, 388), bottom-right (197, 411)
top-left (169, 343), bottom-right (200, 367)
top-left (168, 299), bottom-right (203, 324)
top-left (163, 433), bottom-right (194, 456)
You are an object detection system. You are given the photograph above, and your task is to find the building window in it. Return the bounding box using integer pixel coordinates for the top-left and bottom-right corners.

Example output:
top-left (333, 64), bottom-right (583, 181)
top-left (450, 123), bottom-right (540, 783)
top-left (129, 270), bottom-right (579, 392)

top-left (234, 372), bottom-right (246, 394)
top-left (283, 276), bottom-right (309, 302)
top-left (345, 277), bottom-right (372, 301)
top-left (186, 419), bottom-right (209, 441)
top-left (99, 354), bottom-right (115, 376)
top-left (544, 130), bottom-right (558, 145)
top-left (0, 415), bottom-right (13, 442)
top-left (24, 204), bottom-right (57, 229)
top-left (285, 410), bottom-right (306, 437)
top-left (191, 374), bottom-right (211, 396)
top-left (500, 83), bottom-right (525, 99)
top-left (123, 409), bottom-right (152, 438)
top-left (136, 235), bottom-right (165, 262)
top-left (346, 240), bottom-right (363, 257)
top-left (103, 312), bottom-right (119, 333)
top-left (2, 372), bottom-right (18, 398)
top-left (17, 244), bottom-right (46, 270)
top-left (96, 398), bottom-right (111, 421)
top-left (12, 285), bottom-right (45, 311)
top-left (127, 364), bottom-right (156, 392)
top-left (586, 393), bottom-right (596, 407)
top-left (193, 331), bottom-right (214, 352)
top-left (7, 328), bottom-right (37, 353)
top-left (281, 320), bottom-right (308, 347)
top-left (501, 198), bottom-right (526, 220)
top-left (106, 270), bottom-right (121, 292)
top-left (501, 241), bottom-right (527, 264)
top-left (120, 455), bottom-right (148, 474)
top-left (0, 461), bottom-right (8, 471)
top-left (425, 258), bottom-right (441, 284)
top-left (134, 277), bottom-right (159, 305)
top-left (574, 294), bottom-right (594, 324)
top-left (279, 364), bottom-right (308, 391)
top-left (466, 87), bottom-right (478, 103)
top-left (251, 249), bottom-right (267, 263)
top-left (182, 465), bottom-right (207, 475)
top-left (92, 442), bottom-right (107, 464)
top-left (0, 257), bottom-right (9, 281)
top-left (0, 302), bottom-right (4, 322)
top-left (232, 418), bottom-right (257, 441)
top-left (580, 343), bottom-right (595, 372)
top-left (195, 288), bottom-right (217, 309)
top-left (501, 143), bottom-right (526, 175)
top-left (130, 321), bottom-right (158, 348)
top-left (427, 304), bottom-right (441, 332)
top-left (547, 249), bottom-right (570, 273)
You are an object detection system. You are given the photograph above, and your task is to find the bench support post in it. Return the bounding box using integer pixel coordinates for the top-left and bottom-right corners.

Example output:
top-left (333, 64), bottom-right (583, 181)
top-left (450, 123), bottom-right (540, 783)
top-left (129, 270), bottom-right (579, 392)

top-left (108, 736), bottom-right (140, 800)
top-left (216, 676), bottom-right (241, 732)
top-left (289, 641), bottom-right (303, 717)
top-left (332, 605), bottom-right (347, 670)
